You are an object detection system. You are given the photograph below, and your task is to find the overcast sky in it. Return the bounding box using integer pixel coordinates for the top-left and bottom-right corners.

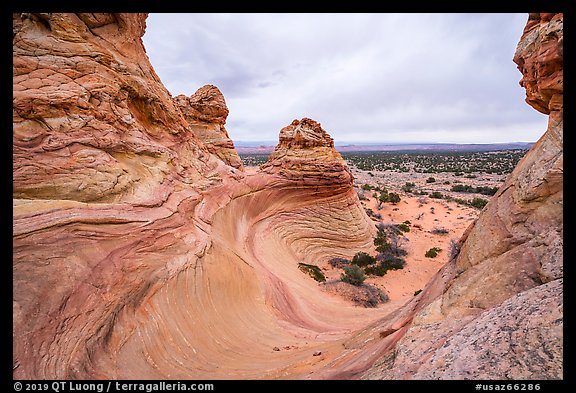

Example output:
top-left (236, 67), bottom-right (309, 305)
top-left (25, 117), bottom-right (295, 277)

top-left (142, 13), bottom-right (548, 144)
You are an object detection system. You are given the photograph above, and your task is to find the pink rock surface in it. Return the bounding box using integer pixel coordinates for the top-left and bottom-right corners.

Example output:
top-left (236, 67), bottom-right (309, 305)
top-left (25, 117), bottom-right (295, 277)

top-left (13, 12), bottom-right (562, 380)
top-left (174, 85), bottom-right (243, 169)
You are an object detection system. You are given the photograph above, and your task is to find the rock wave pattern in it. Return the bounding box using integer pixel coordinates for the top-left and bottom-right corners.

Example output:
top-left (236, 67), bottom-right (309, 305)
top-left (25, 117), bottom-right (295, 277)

top-left (13, 13), bottom-right (562, 380)
top-left (13, 13), bottom-right (377, 379)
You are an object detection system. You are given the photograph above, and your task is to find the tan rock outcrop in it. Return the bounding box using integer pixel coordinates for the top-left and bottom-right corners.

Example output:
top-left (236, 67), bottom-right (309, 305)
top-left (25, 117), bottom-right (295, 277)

top-left (13, 13), bottom-right (376, 379)
top-left (174, 85), bottom-right (243, 169)
top-left (348, 12), bottom-right (562, 380)
top-left (12, 12), bottom-right (236, 379)
top-left (261, 118), bottom-right (353, 195)
top-left (13, 12), bottom-right (562, 381)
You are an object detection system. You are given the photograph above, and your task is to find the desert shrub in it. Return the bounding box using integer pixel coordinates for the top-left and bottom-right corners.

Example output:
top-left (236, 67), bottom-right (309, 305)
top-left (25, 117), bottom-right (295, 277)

top-left (425, 247), bottom-right (442, 258)
top-left (451, 184), bottom-right (474, 192)
top-left (465, 174), bottom-right (477, 179)
top-left (364, 264), bottom-right (388, 276)
top-left (414, 289), bottom-right (423, 296)
top-left (451, 184), bottom-right (498, 196)
top-left (454, 172), bottom-right (464, 176)
top-left (429, 191), bottom-right (443, 199)
top-left (365, 254), bottom-right (406, 276)
top-left (376, 245), bottom-right (389, 255)
top-left (431, 227), bottom-right (449, 235)
top-left (388, 192), bottom-right (401, 204)
top-left (443, 180), bottom-right (451, 185)
top-left (381, 256), bottom-right (406, 270)
top-left (396, 223), bottom-right (410, 233)
top-left (378, 190), bottom-right (389, 203)
top-left (328, 257), bottom-right (350, 268)
top-left (373, 213), bottom-right (382, 219)
top-left (426, 177), bottom-right (436, 183)
top-left (298, 263), bottom-right (326, 282)
top-left (402, 182), bottom-right (416, 193)
top-left (341, 265), bottom-right (365, 286)
top-left (476, 186), bottom-right (498, 196)
top-left (351, 251), bottom-right (376, 267)
top-left (362, 184), bottom-right (372, 191)
top-left (368, 172), bottom-right (374, 177)
top-left (470, 197), bottom-right (488, 209)
top-left (375, 224), bottom-right (408, 258)
top-left (365, 208), bottom-right (374, 216)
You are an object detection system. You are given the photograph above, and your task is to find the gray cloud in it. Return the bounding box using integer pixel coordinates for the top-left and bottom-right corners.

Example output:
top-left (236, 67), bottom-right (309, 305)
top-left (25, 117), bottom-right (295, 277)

top-left (143, 13), bottom-right (548, 144)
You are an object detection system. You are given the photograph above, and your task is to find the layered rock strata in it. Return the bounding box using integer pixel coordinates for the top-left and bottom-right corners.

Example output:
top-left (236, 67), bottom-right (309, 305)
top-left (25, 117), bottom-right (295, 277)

top-left (262, 118), bottom-right (351, 185)
top-left (13, 13), bottom-right (376, 379)
top-left (315, 12), bottom-right (563, 380)
top-left (13, 11), bottom-right (562, 380)
top-left (174, 85), bottom-right (243, 169)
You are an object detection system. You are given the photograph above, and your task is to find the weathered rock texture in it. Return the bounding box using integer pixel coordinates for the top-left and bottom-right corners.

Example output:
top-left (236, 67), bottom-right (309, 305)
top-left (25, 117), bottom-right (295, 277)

top-left (13, 13), bottom-right (376, 379)
top-left (174, 85), bottom-right (243, 169)
top-left (261, 118), bottom-right (353, 195)
top-left (347, 12), bottom-right (563, 380)
top-left (13, 12), bottom-right (562, 380)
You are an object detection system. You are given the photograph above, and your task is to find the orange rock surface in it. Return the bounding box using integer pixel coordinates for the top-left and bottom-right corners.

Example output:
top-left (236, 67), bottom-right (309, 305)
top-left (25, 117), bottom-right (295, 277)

top-left (13, 13), bottom-right (562, 380)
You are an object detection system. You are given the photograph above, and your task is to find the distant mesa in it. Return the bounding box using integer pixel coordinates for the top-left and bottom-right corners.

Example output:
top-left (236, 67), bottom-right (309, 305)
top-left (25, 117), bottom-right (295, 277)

top-left (236, 142), bottom-right (535, 155)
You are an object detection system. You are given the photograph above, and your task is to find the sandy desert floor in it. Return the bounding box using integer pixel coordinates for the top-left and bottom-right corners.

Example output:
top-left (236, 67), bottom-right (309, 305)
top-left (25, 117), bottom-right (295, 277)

top-left (250, 164), bottom-right (507, 309)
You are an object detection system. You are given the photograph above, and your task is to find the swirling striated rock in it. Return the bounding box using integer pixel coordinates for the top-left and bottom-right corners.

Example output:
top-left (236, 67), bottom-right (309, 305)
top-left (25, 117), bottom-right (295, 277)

top-left (174, 85), bottom-right (243, 169)
top-left (15, 11), bottom-right (561, 381)
top-left (330, 12), bottom-right (562, 380)
top-left (12, 13), bottom-right (230, 205)
top-left (13, 13), bottom-right (378, 380)
top-left (12, 12), bottom-right (235, 379)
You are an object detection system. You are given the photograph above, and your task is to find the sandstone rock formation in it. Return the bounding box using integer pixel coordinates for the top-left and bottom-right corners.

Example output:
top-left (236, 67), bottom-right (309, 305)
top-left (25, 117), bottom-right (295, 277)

top-left (261, 118), bottom-right (354, 195)
top-left (13, 12), bottom-right (562, 381)
top-left (13, 13), bottom-right (377, 379)
top-left (174, 85), bottom-right (243, 169)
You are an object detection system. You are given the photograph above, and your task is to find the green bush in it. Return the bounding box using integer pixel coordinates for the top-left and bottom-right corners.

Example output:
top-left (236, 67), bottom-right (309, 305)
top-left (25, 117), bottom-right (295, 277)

top-left (364, 255), bottom-right (405, 277)
top-left (341, 265), bottom-right (365, 286)
top-left (378, 190), bottom-right (389, 203)
top-left (298, 263), bottom-right (326, 282)
top-left (382, 256), bottom-right (406, 270)
top-left (388, 192), bottom-right (401, 204)
top-left (364, 264), bottom-right (388, 276)
top-left (402, 182), bottom-right (416, 193)
top-left (451, 184), bottom-right (498, 196)
top-left (328, 257), bottom-right (350, 268)
top-left (429, 191), bottom-right (443, 199)
top-left (351, 251), bottom-right (376, 267)
top-left (362, 184), bottom-right (372, 191)
top-left (426, 177), bottom-right (436, 183)
top-left (470, 198), bottom-right (488, 209)
top-left (425, 247), bottom-right (442, 258)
